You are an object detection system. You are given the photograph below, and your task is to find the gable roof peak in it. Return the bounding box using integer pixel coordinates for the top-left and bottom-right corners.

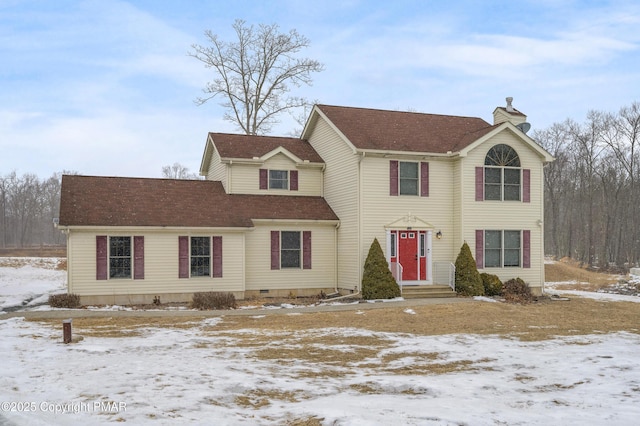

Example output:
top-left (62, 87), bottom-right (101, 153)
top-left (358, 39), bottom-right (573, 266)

top-left (206, 132), bottom-right (324, 163)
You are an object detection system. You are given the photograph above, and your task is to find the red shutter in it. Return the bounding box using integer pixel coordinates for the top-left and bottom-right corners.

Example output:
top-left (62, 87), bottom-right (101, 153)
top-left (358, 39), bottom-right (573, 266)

top-left (134, 236), bottom-right (144, 280)
top-left (96, 235), bottom-right (108, 280)
top-left (523, 169), bottom-right (530, 203)
top-left (290, 170), bottom-right (298, 191)
top-left (259, 169), bottom-right (268, 190)
top-left (390, 160), bottom-right (398, 196)
top-left (475, 167), bottom-right (484, 201)
top-left (303, 231), bottom-right (312, 269)
top-left (420, 162), bottom-right (429, 197)
top-left (523, 230), bottom-right (531, 268)
top-left (475, 230), bottom-right (484, 269)
top-left (212, 236), bottom-right (223, 277)
top-left (270, 231), bottom-right (280, 270)
top-left (179, 236), bottom-right (189, 278)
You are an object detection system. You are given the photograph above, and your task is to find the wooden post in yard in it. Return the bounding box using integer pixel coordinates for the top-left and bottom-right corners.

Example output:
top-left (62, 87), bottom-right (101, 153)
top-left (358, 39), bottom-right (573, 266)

top-left (63, 319), bottom-right (72, 344)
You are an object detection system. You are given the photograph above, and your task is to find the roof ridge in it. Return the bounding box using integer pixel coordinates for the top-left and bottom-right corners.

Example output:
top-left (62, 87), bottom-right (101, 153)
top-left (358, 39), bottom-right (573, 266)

top-left (208, 132), bottom-right (303, 141)
top-left (317, 104), bottom-right (484, 121)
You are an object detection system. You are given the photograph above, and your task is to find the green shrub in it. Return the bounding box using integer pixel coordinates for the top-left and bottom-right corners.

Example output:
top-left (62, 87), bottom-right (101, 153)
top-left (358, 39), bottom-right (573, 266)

top-left (502, 278), bottom-right (533, 304)
top-left (48, 293), bottom-right (81, 309)
top-left (480, 273), bottom-right (503, 296)
top-left (454, 242), bottom-right (484, 296)
top-left (362, 238), bottom-right (401, 300)
top-left (191, 292), bottom-right (237, 310)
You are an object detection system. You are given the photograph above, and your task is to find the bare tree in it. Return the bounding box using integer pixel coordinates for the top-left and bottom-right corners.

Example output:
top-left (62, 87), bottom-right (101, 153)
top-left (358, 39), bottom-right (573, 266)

top-left (538, 101), bottom-right (640, 270)
top-left (0, 174), bottom-right (10, 248)
top-left (189, 19), bottom-right (324, 135)
top-left (161, 163), bottom-right (200, 180)
top-left (533, 122), bottom-right (571, 257)
top-left (0, 171), bottom-right (75, 248)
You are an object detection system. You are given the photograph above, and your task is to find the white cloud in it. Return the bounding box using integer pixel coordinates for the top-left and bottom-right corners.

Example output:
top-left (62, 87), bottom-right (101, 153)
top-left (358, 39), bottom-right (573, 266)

top-left (3, 1), bottom-right (640, 178)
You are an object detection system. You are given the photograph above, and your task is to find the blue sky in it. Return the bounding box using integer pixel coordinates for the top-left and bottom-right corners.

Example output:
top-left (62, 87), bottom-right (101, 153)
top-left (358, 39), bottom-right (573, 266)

top-left (2, 0), bottom-right (639, 179)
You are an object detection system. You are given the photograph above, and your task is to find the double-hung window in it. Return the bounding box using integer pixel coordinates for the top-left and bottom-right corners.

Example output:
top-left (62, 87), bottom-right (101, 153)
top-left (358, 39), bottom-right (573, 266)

top-left (280, 231), bottom-right (301, 268)
top-left (97, 235), bottom-right (144, 280)
top-left (269, 170), bottom-right (289, 189)
top-left (399, 162), bottom-right (419, 195)
top-left (178, 236), bottom-right (223, 278)
top-left (483, 230), bottom-right (522, 268)
top-left (259, 169), bottom-right (298, 191)
top-left (270, 231), bottom-right (312, 270)
top-left (190, 237), bottom-right (210, 277)
top-left (109, 236), bottom-right (131, 278)
top-left (389, 160), bottom-right (429, 196)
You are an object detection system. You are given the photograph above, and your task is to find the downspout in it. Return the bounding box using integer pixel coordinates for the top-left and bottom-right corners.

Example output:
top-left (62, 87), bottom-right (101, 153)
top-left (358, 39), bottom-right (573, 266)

top-left (66, 229), bottom-right (71, 294)
top-left (325, 220), bottom-right (361, 303)
top-left (540, 163), bottom-right (546, 294)
top-left (357, 151), bottom-right (365, 294)
top-left (334, 221), bottom-right (339, 293)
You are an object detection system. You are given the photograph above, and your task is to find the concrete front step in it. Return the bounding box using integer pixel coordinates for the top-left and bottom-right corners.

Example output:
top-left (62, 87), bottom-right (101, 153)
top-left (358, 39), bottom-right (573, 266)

top-left (401, 285), bottom-right (457, 299)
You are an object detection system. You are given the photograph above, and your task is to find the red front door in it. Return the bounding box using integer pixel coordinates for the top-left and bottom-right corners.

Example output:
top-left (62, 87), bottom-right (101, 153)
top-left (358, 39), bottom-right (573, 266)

top-left (398, 232), bottom-right (418, 280)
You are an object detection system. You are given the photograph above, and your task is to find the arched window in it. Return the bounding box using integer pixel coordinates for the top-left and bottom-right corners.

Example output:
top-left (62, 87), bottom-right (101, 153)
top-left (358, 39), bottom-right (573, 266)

top-left (484, 144), bottom-right (521, 201)
top-left (485, 144), bottom-right (520, 167)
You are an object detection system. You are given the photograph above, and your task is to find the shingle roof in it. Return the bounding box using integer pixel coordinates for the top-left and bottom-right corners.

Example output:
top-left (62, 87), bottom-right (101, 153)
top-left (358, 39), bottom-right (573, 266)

top-left (316, 104), bottom-right (494, 153)
top-left (59, 175), bottom-right (338, 228)
top-left (495, 106), bottom-right (526, 117)
top-left (209, 133), bottom-right (324, 163)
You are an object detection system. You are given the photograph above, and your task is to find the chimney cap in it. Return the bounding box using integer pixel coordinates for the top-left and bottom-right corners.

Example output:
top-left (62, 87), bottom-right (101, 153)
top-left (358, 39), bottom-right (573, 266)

top-left (506, 97), bottom-right (514, 112)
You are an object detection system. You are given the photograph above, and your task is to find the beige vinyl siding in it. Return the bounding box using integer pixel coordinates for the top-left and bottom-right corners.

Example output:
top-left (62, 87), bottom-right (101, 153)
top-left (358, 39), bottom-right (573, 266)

top-left (244, 223), bottom-right (336, 291)
top-left (225, 153), bottom-right (323, 196)
top-left (307, 118), bottom-right (360, 290)
top-left (461, 130), bottom-right (545, 290)
top-left (451, 159), bottom-right (463, 260)
top-left (206, 147), bottom-right (228, 191)
top-left (66, 229), bottom-right (245, 297)
top-left (360, 156), bottom-right (457, 265)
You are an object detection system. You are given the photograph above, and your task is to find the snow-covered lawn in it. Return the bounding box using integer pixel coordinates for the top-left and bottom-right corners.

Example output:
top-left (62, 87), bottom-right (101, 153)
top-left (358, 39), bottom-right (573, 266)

top-left (0, 258), bottom-right (66, 312)
top-left (1, 258), bottom-right (640, 425)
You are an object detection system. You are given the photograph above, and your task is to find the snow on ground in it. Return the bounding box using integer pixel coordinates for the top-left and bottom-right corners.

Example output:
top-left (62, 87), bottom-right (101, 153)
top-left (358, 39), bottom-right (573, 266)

top-left (545, 277), bottom-right (640, 303)
top-left (545, 286), bottom-right (640, 303)
top-left (1, 318), bottom-right (639, 425)
top-left (0, 258), bottom-right (66, 312)
top-left (1, 259), bottom-right (640, 424)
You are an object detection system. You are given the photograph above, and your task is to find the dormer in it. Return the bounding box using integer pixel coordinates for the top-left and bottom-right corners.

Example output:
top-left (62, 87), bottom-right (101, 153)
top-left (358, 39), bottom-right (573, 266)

top-left (200, 133), bottom-right (325, 196)
top-left (493, 97), bottom-right (527, 126)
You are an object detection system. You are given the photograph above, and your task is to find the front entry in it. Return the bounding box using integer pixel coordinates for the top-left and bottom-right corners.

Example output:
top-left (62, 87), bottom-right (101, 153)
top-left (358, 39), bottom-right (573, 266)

top-left (398, 231), bottom-right (419, 280)
top-left (389, 230), bottom-right (430, 283)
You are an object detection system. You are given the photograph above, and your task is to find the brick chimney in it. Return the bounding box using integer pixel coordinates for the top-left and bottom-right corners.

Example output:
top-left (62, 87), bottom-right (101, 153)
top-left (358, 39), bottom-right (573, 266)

top-left (493, 97), bottom-right (527, 126)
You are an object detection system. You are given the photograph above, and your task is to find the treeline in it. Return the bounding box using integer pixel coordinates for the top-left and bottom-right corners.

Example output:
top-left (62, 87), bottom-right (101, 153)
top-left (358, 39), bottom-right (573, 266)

top-left (0, 171), bottom-right (66, 248)
top-left (4, 102), bottom-right (640, 268)
top-left (534, 102), bottom-right (640, 270)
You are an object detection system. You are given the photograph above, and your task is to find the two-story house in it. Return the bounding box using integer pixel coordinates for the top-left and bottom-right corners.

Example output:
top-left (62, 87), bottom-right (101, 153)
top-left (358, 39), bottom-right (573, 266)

top-left (58, 98), bottom-right (553, 305)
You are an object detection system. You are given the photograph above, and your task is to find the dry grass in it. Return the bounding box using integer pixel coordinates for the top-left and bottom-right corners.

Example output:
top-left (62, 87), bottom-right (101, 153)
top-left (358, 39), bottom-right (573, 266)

top-left (37, 317), bottom-right (207, 338)
top-left (34, 297), bottom-right (640, 342)
top-left (0, 247), bottom-right (66, 258)
top-left (544, 258), bottom-right (620, 290)
top-left (0, 257), bottom-right (66, 270)
top-left (29, 256), bottom-right (640, 342)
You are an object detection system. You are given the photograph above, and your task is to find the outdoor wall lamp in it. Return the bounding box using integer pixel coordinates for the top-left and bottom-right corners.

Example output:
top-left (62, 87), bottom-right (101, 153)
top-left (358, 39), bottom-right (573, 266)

top-left (436, 230), bottom-right (443, 239)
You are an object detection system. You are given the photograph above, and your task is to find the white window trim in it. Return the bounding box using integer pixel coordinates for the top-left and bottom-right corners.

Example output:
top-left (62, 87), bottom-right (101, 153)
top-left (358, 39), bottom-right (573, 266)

top-left (484, 230), bottom-right (522, 268)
